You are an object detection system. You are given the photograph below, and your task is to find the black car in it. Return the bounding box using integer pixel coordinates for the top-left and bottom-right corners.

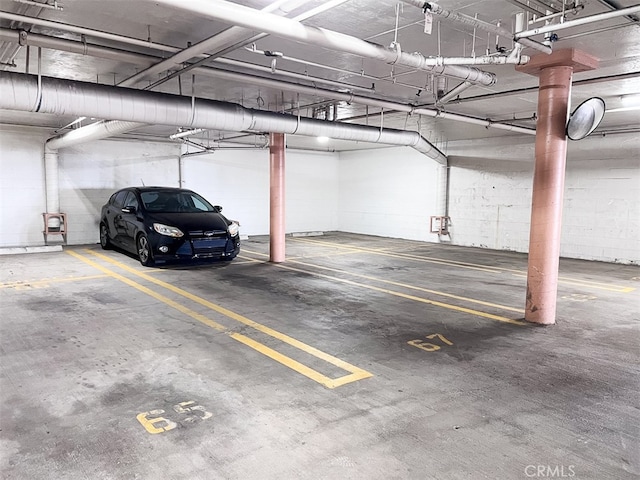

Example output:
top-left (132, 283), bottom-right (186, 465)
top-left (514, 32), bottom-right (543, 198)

top-left (99, 187), bottom-right (240, 266)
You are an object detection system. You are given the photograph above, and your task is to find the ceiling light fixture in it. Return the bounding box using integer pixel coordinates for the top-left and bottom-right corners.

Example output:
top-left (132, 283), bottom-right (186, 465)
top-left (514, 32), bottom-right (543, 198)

top-left (317, 136), bottom-right (330, 143)
top-left (169, 128), bottom-right (206, 140)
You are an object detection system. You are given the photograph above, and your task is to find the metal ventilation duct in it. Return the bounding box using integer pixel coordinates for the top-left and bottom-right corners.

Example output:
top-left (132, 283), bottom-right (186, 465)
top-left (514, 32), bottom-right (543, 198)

top-left (0, 72), bottom-right (447, 163)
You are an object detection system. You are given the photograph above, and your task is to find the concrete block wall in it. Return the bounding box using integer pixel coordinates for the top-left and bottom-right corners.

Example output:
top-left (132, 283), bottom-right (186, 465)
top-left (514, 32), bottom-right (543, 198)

top-left (338, 147), bottom-right (443, 242)
top-left (446, 134), bottom-right (640, 264)
top-left (446, 158), bottom-right (533, 253)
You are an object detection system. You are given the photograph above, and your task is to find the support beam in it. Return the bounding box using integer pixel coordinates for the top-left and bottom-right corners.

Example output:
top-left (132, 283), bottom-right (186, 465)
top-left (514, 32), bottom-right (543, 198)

top-left (269, 133), bottom-right (286, 263)
top-left (516, 49), bottom-right (598, 325)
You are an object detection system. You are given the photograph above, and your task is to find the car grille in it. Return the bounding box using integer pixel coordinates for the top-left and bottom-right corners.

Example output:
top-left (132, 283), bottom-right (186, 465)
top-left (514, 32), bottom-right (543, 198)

top-left (189, 230), bottom-right (229, 256)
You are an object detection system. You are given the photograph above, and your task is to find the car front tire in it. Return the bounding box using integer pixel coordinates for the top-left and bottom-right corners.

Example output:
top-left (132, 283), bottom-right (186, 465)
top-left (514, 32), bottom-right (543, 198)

top-left (100, 223), bottom-right (112, 250)
top-left (137, 233), bottom-right (155, 267)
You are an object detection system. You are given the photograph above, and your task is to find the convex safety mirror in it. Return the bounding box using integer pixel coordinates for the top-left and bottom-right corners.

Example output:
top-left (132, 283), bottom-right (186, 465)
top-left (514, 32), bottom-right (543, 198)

top-left (566, 97), bottom-right (606, 140)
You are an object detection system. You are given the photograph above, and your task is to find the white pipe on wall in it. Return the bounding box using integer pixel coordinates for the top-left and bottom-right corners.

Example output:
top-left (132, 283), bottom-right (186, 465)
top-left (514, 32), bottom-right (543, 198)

top-left (0, 72), bottom-right (447, 163)
top-left (43, 146), bottom-right (59, 225)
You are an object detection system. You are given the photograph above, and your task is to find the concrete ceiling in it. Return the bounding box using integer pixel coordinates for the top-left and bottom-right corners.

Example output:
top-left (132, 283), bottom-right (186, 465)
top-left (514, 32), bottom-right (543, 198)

top-left (0, 0), bottom-right (638, 154)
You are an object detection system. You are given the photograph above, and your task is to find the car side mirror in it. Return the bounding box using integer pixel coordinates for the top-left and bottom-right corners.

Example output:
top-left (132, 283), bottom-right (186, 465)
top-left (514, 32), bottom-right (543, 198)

top-left (213, 205), bottom-right (223, 213)
top-left (122, 206), bottom-right (136, 214)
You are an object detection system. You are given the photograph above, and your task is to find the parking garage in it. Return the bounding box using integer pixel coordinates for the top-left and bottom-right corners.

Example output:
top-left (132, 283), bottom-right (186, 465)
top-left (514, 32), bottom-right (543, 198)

top-left (1, 1), bottom-right (639, 479)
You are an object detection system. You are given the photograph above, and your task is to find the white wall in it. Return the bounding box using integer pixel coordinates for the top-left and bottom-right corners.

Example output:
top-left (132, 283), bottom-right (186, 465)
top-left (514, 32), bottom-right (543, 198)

top-left (338, 147), bottom-right (443, 241)
top-left (0, 125), bottom-right (181, 247)
top-left (446, 134), bottom-right (640, 264)
top-left (2, 125), bottom-right (637, 264)
top-left (0, 126), bottom-right (50, 247)
top-left (181, 148), bottom-right (339, 236)
top-left (59, 139), bottom-right (181, 244)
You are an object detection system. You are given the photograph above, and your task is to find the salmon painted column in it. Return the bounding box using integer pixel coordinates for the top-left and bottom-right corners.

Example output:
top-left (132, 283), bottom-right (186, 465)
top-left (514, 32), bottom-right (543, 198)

top-left (269, 132), bottom-right (286, 263)
top-left (516, 49), bottom-right (598, 325)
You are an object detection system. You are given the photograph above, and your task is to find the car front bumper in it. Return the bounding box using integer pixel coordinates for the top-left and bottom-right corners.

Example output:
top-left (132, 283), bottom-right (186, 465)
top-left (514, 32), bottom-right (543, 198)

top-left (149, 233), bottom-right (240, 261)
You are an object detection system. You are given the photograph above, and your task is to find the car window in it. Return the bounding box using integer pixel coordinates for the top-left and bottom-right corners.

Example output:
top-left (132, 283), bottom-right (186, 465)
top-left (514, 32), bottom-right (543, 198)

top-left (191, 195), bottom-right (211, 212)
top-left (112, 191), bottom-right (128, 208)
top-left (123, 191), bottom-right (139, 210)
top-left (141, 191), bottom-right (216, 213)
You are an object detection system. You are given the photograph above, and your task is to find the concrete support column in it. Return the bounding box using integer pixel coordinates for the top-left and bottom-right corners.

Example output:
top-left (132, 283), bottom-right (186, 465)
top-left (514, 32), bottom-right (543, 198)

top-left (516, 49), bottom-right (598, 325)
top-left (269, 132), bottom-right (286, 263)
top-left (526, 66), bottom-right (572, 324)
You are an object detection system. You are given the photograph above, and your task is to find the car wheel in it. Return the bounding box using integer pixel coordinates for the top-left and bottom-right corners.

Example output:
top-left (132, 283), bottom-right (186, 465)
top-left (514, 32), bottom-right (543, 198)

top-left (137, 234), bottom-right (155, 267)
top-left (100, 223), bottom-right (112, 250)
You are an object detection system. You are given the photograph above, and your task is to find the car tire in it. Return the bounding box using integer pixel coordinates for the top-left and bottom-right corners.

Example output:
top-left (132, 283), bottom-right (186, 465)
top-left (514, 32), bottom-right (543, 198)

top-left (100, 223), bottom-right (112, 250)
top-left (137, 233), bottom-right (155, 267)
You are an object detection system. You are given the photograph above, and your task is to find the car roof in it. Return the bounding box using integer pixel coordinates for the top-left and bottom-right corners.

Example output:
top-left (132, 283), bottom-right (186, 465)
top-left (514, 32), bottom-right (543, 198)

top-left (123, 186), bottom-right (196, 194)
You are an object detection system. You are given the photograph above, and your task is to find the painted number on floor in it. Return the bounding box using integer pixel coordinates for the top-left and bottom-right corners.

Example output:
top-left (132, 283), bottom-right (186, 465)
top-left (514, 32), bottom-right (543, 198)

top-left (408, 333), bottom-right (453, 352)
top-left (136, 401), bottom-right (212, 434)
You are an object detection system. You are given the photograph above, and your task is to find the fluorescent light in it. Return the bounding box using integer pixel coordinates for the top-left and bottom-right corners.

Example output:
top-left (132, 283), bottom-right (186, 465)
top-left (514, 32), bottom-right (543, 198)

top-left (169, 128), bottom-right (205, 140)
top-left (317, 136), bottom-right (330, 143)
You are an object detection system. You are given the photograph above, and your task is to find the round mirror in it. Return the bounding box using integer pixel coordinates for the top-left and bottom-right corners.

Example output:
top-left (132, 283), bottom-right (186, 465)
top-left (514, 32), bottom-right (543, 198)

top-left (566, 97), bottom-right (606, 140)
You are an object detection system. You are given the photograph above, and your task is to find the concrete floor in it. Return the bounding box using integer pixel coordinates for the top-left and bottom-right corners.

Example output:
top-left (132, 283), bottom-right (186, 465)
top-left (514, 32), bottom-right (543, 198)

top-left (1, 232), bottom-right (638, 480)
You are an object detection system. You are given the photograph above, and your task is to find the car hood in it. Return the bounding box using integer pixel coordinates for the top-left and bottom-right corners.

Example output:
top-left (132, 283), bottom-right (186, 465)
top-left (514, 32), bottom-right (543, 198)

top-left (148, 212), bottom-right (230, 234)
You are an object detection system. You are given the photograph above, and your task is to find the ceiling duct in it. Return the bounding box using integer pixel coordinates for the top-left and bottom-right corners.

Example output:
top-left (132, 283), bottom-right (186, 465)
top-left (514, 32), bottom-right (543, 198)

top-left (0, 71), bottom-right (447, 163)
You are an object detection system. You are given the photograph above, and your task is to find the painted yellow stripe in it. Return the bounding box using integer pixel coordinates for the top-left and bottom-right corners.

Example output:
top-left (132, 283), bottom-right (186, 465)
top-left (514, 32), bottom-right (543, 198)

top-left (292, 237), bottom-right (505, 273)
top-left (242, 248), bottom-right (523, 314)
top-left (238, 256), bottom-right (525, 326)
top-left (0, 274), bottom-right (107, 289)
top-left (66, 251), bottom-right (228, 332)
top-left (73, 249), bottom-right (372, 388)
top-left (278, 264), bottom-right (526, 325)
top-left (294, 238), bottom-right (636, 293)
top-left (511, 273), bottom-right (635, 293)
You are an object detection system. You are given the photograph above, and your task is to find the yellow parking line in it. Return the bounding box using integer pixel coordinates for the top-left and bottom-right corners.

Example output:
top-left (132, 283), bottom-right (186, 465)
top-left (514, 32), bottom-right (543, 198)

top-left (240, 251), bottom-right (524, 325)
top-left (241, 248), bottom-right (523, 314)
top-left (70, 250), bottom-right (372, 389)
top-left (292, 237), bottom-right (505, 273)
top-left (0, 274), bottom-right (108, 289)
top-left (276, 263), bottom-right (526, 325)
top-left (294, 238), bottom-right (635, 293)
top-left (511, 273), bottom-right (634, 293)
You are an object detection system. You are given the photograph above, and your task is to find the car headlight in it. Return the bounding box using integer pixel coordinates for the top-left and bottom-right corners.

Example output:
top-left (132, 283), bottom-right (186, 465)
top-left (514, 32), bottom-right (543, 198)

top-left (228, 222), bottom-right (239, 237)
top-left (153, 223), bottom-right (184, 237)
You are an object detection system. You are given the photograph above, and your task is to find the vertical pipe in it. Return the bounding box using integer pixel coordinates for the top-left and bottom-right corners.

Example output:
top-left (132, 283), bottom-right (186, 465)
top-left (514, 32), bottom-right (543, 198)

top-left (525, 66), bottom-right (573, 325)
top-left (44, 145), bottom-right (60, 228)
top-left (269, 132), bottom-right (286, 263)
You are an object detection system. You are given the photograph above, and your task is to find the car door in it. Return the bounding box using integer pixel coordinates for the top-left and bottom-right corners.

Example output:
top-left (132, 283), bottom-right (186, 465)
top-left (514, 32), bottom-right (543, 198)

top-left (120, 191), bottom-right (141, 251)
top-left (105, 190), bottom-right (128, 247)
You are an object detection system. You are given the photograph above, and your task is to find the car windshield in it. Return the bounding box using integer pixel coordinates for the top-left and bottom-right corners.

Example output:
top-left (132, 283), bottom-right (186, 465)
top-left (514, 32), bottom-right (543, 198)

top-left (141, 190), bottom-right (216, 213)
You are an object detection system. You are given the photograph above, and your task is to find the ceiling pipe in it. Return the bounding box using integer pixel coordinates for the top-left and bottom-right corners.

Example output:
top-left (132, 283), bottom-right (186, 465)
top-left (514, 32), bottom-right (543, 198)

top-left (153, 0), bottom-right (497, 86)
top-left (515, 5), bottom-right (640, 39)
top-left (401, 1), bottom-right (552, 54)
top-left (0, 71), bottom-right (447, 163)
top-left (437, 81), bottom-right (473, 105)
top-left (247, 44), bottom-right (528, 67)
top-left (212, 57), bottom-right (375, 93)
top-left (0, 11), bottom-right (174, 53)
top-left (119, 0), bottom-right (316, 87)
top-left (0, 28), bottom-right (534, 135)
